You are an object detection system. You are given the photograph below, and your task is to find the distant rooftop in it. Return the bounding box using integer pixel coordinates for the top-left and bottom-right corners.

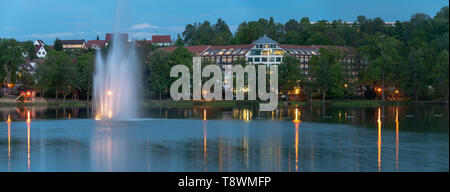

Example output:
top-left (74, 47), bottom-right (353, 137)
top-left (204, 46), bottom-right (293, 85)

top-left (61, 40), bottom-right (85, 45)
top-left (252, 35), bottom-right (278, 45)
top-left (152, 35), bottom-right (171, 43)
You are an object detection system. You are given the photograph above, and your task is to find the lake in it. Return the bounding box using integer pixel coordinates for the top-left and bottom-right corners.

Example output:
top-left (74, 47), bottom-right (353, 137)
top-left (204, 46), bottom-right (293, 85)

top-left (0, 104), bottom-right (448, 172)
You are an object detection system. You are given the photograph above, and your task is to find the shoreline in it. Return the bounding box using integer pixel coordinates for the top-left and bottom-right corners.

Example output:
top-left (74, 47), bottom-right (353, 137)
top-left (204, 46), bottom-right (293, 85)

top-left (0, 99), bottom-right (448, 108)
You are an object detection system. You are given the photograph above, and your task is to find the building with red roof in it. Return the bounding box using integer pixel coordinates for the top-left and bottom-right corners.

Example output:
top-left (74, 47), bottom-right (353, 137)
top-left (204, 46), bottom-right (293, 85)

top-left (151, 35), bottom-right (171, 46)
top-left (87, 40), bottom-right (107, 49)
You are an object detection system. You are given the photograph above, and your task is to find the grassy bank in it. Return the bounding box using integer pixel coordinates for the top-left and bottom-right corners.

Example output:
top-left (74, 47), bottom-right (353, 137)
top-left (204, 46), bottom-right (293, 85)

top-left (0, 101), bottom-right (91, 107)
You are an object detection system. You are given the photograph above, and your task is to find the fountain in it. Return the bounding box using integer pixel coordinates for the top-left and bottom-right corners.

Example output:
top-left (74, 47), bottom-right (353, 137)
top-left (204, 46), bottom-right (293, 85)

top-left (93, 34), bottom-right (139, 120)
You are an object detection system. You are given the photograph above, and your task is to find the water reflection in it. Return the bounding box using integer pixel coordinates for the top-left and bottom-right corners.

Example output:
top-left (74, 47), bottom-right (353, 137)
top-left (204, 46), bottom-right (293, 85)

top-left (396, 107), bottom-right (399, 171)
top-left (7, 116), bottom-right (10, 171)
top-left (293, 108), bottom-right (301, 172)
top-left (377, 107), bottom-right (382, 172)
top-left (0, 104), bottom-right (448, 172)
top-left (203, 114), bottom-right (207, 171)
top-left (27, 112), bottom-right (31, 171)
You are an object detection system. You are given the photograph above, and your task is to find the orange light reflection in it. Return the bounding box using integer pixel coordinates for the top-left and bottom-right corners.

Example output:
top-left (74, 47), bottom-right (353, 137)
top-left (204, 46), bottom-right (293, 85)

top-left (395, 107), bottom-right (399, 171)
top-left (377, 108), bottom-right (382, 172)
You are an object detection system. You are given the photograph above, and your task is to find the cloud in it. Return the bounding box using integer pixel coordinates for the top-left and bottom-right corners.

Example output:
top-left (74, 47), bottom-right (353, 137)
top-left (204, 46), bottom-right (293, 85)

top-left (23, 32), bottom-right (86, 39)
top-left (2, 27), bottom-right (16, 31)
top-left (131, 23), bottom-right (158, 30)
top-left (130, 32), bottom-right (156, 39)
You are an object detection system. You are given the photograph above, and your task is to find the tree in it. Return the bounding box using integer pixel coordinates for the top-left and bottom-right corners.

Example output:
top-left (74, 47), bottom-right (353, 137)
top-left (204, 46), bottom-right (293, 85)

top-left (306, 33), bottom-right (332, 45)
top-left (0, 38), bottom-right (24, 85)
top-left (285, 19), bottom-right (299, 32)
top-left (18, 71), bottom-right (35, 90)
top-left (431, 50), bottom-right (449, 101)
top-left (147, 49), bottom-right (171, 99)
top-left (310, 48), bottom-right (344, 102)
top-left (75, 52), bottom-right (95, 103)
top-left (360, 34), bottom-right (403, 101)
top-left (34, 58), bottom-right (53, 98)
top-left (212, 18), bottom-right (233, 45)
top-left (22, 41), bottom-right (37, 60)
top-left (175, 34), bottom-right (184, 46)
top-left (405, 46), bottom-right (428, 101)
top-left (169, 46), bottom-right (194, 69)
top-left (278, 55), bottom-right (301, 104)
top-left (54, 38), bottom-right (63, 51)
top-left (44, 51), bottom-right (76, 101)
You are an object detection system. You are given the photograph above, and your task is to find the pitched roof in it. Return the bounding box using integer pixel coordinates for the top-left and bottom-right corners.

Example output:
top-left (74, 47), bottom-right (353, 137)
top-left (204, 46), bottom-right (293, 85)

top-left (35, 45), bottom-right (43, 52)
top-left (105, 33), bottom-right (129, 42)
top-left (252, 34), bottom-right (278, 44)
top-left (61, 40), bottom-right (86, 45)
top-left (35, 40), bottom-right (45, 46)
top-left (135, 40), bottom-right (153, 46)
top-left (87, 40), bottom-right (107, 49)
top-left (152, 35), bottom-right (171, 43)
top-left (202, 44), bottom-right (253, 56)
top-left (159, 45), bottom-right (210, 55)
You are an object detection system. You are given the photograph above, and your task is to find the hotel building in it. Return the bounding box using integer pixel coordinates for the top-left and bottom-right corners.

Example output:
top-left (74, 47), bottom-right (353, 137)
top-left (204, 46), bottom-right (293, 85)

top-left (161, 35), bottom-right (366, 85)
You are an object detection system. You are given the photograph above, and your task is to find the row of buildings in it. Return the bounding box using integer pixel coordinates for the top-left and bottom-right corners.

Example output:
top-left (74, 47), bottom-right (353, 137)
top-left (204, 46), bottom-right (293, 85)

top-left (160, 35), bottom-right (366, 95)
top-left (30, 34), bottom-right (173, 58)
top-left (24, 33), bottom-right (368, 97)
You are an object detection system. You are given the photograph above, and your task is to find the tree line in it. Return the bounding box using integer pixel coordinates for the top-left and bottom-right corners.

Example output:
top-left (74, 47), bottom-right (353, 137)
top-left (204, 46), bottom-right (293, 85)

top-left (173, 6), bottom-right (449, 101)
top-left (0, 6), bottom-right (448, 102)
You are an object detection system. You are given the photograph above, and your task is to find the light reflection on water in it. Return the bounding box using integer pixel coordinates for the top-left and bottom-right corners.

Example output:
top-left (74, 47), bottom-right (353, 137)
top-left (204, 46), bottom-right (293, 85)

top-left (0, 104), bottom-right (448, 172)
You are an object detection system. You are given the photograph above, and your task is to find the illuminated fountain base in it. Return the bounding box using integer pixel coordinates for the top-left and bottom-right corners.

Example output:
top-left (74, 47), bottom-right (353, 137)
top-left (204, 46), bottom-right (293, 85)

top-left (93, 34), bottom-right (139, 120)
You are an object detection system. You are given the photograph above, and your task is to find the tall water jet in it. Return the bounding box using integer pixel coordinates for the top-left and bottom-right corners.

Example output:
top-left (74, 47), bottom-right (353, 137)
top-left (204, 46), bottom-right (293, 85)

top-left (94, 35), bottom-right (139, 120)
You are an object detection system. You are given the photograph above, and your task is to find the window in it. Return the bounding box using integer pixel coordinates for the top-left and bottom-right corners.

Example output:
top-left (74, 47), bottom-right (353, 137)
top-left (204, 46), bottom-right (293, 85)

top-left (248, 57), bottom-right (254, 62)
top-left (254, 57), bottom-right (260, 62)
top-left (269, 57), bottom-right (275, 62)
top-left (261, 57), bottom-right (268, 62)
top-left (276, 57), bottom-right (282, 62)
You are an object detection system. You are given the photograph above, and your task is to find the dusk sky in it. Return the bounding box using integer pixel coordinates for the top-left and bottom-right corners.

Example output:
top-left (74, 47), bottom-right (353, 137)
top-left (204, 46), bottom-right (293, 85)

top-left (0, 0), bottom-right (448, 44)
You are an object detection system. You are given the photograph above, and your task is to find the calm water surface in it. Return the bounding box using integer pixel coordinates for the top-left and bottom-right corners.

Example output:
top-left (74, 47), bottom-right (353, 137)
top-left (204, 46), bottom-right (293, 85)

top-left (0, 104), bottom-right (448, 172)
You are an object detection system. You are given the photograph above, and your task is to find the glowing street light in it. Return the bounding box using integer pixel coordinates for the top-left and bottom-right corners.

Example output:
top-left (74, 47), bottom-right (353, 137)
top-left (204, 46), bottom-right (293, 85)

top-left (107, 90), bottom-right (112, 96)
top-left (344, 83), bottom-right (348, 88)
top-left (395, 90), bottom-right (399, 94)
top-left (377, 88), bottom-right (382, 93)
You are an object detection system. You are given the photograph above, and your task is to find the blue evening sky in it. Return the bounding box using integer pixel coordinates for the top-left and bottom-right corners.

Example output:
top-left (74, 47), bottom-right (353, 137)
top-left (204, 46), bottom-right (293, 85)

top-left (0, 0), bottom-right (448, 44)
